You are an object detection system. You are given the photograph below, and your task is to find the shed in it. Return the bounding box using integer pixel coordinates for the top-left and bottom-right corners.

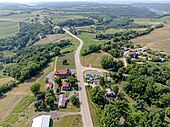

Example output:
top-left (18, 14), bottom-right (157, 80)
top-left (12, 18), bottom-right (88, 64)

top-left (32, 115), bottom-right (51, 127)
top-left (58, 94), bottom-right (66, 108)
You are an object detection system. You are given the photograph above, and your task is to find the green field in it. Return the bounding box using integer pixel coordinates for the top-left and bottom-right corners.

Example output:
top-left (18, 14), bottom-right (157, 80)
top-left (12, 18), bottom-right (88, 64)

top-left (51, 15), bottom-right (84, 24)
top-left (0, 20), bottom-right (18, 38)
top-left (77, 32), bottom-right (108, 52)
top-left (54, 115), bottom-right (82, 127)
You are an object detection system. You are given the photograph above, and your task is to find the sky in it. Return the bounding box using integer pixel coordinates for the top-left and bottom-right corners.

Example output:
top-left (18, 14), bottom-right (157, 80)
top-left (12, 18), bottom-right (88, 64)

top-left (0, 0), bottom-right (169, 3)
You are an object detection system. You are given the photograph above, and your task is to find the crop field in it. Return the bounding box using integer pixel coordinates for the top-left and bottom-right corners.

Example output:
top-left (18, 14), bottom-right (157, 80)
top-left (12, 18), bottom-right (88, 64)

top-left (0, 20), bottom-right (18, 38)
top-left (131, 22), bottom-right (170, 54)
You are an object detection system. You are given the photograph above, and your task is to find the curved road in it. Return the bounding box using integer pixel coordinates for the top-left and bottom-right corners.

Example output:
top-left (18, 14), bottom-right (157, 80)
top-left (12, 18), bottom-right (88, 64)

top-left (64, 28), bottom-right (94, 127)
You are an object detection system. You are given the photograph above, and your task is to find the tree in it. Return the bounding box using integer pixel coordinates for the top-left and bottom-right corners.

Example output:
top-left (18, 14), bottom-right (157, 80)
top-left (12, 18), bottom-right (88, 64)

top-left (30, 83), bottom-right (40, 95)
top-left (70, 94), bottom-right (79, 106)
top-left (54, 76), bottom-right (62, 88)
top-left (90, 86), bottom-right (106, 106)
top-left (100, 104), bottom-right (120, 127)
top-left (101, 55), bottom-right (115, 69)
top-left (100, 77), bottom-right (105, 86)
top-left (165, 107), bottom-right (170, 117)
top-left (67, 76), bottom-right (77, 85)
top-left (45, 96), bottom-right (55, 106)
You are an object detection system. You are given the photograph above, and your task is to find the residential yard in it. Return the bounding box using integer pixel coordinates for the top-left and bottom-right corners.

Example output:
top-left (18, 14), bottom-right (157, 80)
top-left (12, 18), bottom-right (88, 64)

top-left (54, 115), bottom-right (82, 127)
top-left (81, 50), bottom-right (111, 68)
top-left (59, 101), bottom-right (80, 112)
top-left (131, 22), bottom-right (170, 54)
top-left (0, 20), bottom-right (18, 39)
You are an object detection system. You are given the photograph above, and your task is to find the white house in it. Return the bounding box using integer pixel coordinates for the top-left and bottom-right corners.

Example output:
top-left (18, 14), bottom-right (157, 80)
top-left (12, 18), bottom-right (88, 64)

top-left (32, 115), bottom-right (51, 127)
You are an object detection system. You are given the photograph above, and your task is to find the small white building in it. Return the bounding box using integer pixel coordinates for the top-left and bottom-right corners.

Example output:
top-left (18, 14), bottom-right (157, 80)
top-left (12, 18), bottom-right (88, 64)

top-left (58, 94), bottom-right (66, 108)
top-left (32, 115), bottom-right (51, 127)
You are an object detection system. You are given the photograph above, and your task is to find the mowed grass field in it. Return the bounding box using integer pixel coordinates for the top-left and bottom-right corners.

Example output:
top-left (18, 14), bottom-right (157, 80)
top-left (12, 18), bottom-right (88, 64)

top-left (132, 22), bottom-right (170, 54)
top-left (0, 20), bottom-right (18, 38)
top-left (81, 50), bottom-right (111, 69)
top-left (54, 115), bottom-right (83, 127)
top-left (0, 77), bottom-right (15, 86)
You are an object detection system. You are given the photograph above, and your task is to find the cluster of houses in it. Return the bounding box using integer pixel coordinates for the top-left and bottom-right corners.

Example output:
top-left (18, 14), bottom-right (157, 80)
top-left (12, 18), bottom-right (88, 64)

top-left (124, 47), bottom-right (166, 62)
top-left (45, 68), bottom-right (73, 108)
top-left (85, 71), bottom-right (103, 85)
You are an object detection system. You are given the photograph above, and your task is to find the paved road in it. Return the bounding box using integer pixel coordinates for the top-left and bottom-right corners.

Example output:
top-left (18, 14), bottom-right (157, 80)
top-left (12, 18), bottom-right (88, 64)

top-left (64, 28), bottom-right (94, 127)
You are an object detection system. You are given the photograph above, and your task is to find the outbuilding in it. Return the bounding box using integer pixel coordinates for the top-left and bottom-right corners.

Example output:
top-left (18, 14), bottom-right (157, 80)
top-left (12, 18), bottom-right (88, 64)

top-left (32, 115), bottom-right (51, 127)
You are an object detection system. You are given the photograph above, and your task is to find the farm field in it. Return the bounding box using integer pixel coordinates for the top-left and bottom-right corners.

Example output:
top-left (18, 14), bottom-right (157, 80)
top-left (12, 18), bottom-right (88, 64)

top-left (0, 20), bottom-right (18, 38)
top-left (81, 50), bottom-right (111, 69)
top-left (131, 23), bottom-right (170, 54)
top-left (54, 115), bottom-right (83, 127)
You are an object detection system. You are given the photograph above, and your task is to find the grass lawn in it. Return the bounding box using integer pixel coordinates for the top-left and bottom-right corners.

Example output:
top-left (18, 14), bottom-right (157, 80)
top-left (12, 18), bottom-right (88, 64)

top-left (86, 86), bottom-right (101, 127)
top-left (59, 101), bottom-right (80, 112)
top-left (131, 22), bottom-right (170, 54)
top-left (13, 96), bottom-right (34, 113)
top-left (54, 115), bottom-right (82, 127)
top-left (56, 52), bottom-right (75, 70)
top-left (81, 50), bottom-right (111, 68)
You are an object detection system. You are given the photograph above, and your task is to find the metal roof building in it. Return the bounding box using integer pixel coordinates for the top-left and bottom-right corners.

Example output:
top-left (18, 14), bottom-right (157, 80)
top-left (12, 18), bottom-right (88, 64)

top-left (32, 115), bottom-right (51, 127)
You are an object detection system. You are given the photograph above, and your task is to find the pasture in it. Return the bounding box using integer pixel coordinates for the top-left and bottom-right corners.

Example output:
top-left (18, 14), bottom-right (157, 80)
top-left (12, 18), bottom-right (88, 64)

top-left (131, 23), bottom-right (170, 54)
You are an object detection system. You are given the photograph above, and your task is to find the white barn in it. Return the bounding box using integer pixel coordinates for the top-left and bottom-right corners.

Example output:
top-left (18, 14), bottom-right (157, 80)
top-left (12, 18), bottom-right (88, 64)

top-left (32, 115), bottom-right (51, 127)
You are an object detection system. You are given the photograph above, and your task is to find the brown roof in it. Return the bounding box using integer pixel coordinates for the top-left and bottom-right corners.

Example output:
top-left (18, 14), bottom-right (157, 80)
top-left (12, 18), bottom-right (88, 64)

top-left (54, 69), bottom-right (68, 75)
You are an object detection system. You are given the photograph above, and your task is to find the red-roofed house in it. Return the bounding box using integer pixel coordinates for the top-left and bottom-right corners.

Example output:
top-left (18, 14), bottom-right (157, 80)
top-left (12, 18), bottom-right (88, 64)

top-left (62, 82), bottom-right (70, 91)
top-left (46, 82), bottom-right (53, 89)
top-left (54, 68), bottom-right (71, 79)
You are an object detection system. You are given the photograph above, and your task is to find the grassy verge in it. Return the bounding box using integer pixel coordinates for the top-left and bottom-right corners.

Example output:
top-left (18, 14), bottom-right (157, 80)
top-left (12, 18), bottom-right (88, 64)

top-left (54, 115), bottom-right (82, 127)
top-left (13, 96), bottom-right (34, 113)
top-left (86, 86), bottom-right (101, 127)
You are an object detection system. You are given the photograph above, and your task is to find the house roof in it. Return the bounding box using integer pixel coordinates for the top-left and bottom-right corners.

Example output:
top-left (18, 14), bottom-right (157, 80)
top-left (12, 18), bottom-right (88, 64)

top-left (45, 83), bottom-right (53, 89)
top-left (59, 94), bottom-right (66, 107)
top-left (32, 115), bottom-right (51, 127)
top-left (62, 82), bottom-right (70, 88)
top-left (54, 69), bottom-right (69, 75)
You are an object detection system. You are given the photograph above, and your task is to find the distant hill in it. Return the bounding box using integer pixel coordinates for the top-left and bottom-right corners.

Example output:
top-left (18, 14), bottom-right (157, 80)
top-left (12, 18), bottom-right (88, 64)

top-left (0, 2), bottom-right (157, 18)
top-left (132, 3), bottom-right (170, 12)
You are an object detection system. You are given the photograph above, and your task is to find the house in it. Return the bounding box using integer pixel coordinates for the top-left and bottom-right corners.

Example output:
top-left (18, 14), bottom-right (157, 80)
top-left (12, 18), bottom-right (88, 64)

top-left (54, 68), bottom-right (71, 79)
top-left (58, 94), bottom-right (66, 108)
top-left (32, 115), bottom-right (51, 127)
top-left (61, 82), bottom-right (70, 91)
top-left (45, 82), bottom-right (53, 89)
top-left (93, 80), bottom-right (100, 85)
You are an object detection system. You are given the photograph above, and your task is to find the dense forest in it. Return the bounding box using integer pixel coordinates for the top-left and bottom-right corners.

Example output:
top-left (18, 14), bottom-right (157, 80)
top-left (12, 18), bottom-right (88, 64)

top-left (58, 18), bottom-right (95, 27)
